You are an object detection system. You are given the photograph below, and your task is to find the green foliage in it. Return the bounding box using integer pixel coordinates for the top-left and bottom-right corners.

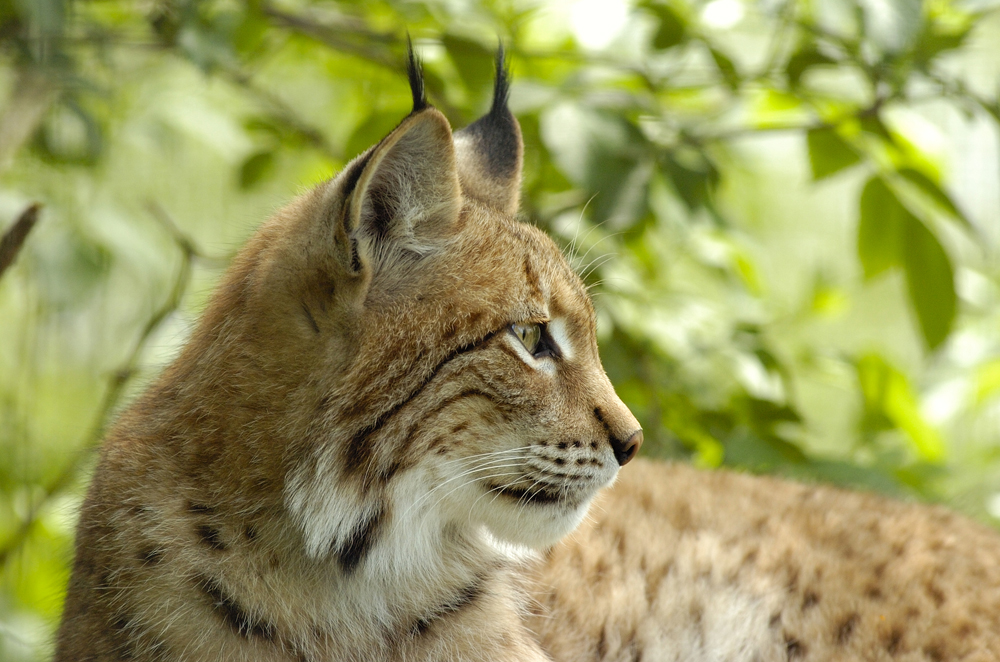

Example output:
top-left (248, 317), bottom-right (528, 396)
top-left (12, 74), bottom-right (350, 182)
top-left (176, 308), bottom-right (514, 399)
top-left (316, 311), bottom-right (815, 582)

top-left (858, 177), bottom-right (956, 349)
top-left (2, 0), bottom-right (1000, 658)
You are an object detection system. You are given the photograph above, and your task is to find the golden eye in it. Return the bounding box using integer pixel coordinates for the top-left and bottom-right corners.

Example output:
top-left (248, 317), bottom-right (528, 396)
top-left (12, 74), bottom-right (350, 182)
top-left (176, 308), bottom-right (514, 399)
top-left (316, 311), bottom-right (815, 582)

top-left (511, 322), bottom-right (542, 354)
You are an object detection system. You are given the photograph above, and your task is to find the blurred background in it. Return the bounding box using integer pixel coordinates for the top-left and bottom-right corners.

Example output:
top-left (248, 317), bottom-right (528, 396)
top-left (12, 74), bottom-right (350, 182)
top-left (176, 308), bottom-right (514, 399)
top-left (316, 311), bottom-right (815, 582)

top-left (1, 0), bottom-right (1000, 658)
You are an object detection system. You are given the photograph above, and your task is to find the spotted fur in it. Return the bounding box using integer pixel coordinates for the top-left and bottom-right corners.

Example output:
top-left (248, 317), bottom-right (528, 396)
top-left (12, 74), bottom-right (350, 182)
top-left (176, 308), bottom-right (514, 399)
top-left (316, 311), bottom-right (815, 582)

top-left (530, 462), bottom-right (1000, 661)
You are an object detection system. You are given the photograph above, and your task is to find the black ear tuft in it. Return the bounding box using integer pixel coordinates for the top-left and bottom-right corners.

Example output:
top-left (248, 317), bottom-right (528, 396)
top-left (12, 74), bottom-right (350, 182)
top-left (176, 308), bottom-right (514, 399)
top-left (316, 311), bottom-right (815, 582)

top-left (490, 43), bottom-right (512, 119)
top-left (406, 36), bottom-right (427, 114)
top-left (452, 43), bottom-right (523, 215)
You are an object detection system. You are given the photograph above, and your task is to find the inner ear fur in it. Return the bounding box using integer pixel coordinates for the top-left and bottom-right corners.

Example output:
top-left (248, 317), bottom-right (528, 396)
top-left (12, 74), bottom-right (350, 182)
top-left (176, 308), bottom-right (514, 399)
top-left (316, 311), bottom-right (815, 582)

top-left (344, 108), bottom-right (461, 271)
top-left (453, 47), bottom-right (523, 216)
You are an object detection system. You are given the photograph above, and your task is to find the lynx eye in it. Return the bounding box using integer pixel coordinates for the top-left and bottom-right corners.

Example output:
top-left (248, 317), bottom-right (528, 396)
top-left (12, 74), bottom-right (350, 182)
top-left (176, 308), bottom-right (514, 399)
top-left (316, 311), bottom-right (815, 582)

top-left (510, 322), bottom-right (561, 359)
top-left (512, 322), bottom-right (542, 354)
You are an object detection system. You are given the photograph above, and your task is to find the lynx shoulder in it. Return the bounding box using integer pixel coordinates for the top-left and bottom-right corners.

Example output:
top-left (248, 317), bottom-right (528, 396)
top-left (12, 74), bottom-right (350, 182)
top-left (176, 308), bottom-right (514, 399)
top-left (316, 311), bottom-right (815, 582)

top-left (532, 460), bottom-right (1000, 661)
top-left (56, 46), bottom-right (1000, 662)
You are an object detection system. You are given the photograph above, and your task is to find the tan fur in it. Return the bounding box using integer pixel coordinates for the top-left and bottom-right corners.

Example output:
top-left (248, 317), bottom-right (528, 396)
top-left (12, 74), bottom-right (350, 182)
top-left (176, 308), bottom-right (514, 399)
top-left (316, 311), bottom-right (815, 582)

top-left (531, 460), bottom-right (1000, 661)
top-left (56, 54), bottom-right (1000, 662)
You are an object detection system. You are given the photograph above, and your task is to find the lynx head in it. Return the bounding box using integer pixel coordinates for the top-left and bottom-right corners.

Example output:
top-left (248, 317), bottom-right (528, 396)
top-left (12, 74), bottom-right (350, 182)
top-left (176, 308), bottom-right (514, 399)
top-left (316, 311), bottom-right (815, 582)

top-left (178, 46), bottom-right (641, 569)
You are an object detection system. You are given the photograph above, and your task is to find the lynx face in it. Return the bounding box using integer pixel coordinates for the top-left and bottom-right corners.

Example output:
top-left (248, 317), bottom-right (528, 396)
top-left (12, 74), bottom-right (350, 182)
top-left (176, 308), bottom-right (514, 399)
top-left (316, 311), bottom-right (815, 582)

top-left (56, 46), bottom-right (639, 662)
top-left (276, 54), bottom-right (643, 561)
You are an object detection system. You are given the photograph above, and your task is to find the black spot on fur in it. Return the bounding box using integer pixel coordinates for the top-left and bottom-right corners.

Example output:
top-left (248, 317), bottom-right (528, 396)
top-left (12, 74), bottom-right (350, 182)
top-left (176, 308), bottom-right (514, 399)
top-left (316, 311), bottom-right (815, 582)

top-left (196, 575), bottom-right (276, 642)
top-left (109, 614), bottom-right (138, 659)
top-left (137, 546), bottom-right (164, 566)
top-left (406, 37), bottom-right (427, 113)
top-left (785, 635), bottom-right (806, 659)
top-left (410, 577), bottom-right (485, 637)
top-left (195, 524), bottom-right (226, 551)
top-left (594, 407), bottom-right (612, 434)
top-left (597, 628), bottom-right (608, 658)
top-left (302, 302), bottom-right (320, 334)
top-left (885, 627), bottom-right (903, 655)
top-left (455, 45), bottom-right (519, 179)
top-left (188, 502), bottom-right (214, 515)
top-left (835, 613), bottom-right (858, 644)
top-left (333, 506), bottom-right (386, 574)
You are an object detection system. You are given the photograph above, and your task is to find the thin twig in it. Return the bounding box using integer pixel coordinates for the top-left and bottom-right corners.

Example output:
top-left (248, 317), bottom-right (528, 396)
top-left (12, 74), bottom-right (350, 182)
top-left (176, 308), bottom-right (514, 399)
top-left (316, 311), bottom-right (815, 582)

top-left (0, 203), bottom-right (40, 280)
top-left (0, 204), bottom-right (223, 568)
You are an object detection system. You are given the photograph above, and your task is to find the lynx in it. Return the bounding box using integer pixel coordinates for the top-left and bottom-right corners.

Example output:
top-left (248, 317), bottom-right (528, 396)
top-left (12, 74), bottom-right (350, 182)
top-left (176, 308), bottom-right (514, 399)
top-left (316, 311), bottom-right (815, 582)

top-left (56, 47), bottom-right (1000, 662)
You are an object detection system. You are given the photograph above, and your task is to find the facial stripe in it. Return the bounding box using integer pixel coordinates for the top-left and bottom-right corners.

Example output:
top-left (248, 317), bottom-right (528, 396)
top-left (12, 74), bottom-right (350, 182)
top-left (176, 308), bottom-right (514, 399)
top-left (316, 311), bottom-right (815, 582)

top-left (401, 388), bottom-right (505, 450)
top-left (523, 254), bottom-right (543, 299)
top-left (301, 302), bottom-right (320, 334)
top-left (342, 330), bottom-right (499, 479)
top-left (196, 575), bottom-right (276, 642)
top-left (409, 576), bottom-right (486, 637)
top-left (332, 504), bottom-right (386, 573)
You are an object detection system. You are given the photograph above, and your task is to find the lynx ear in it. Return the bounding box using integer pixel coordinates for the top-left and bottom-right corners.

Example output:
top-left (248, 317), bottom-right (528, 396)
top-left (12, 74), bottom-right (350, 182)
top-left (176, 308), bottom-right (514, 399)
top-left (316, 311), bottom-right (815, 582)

top-left (454, 45), bottom-right (523, 216)
top-left (340, 51), bottom-right (461, 275)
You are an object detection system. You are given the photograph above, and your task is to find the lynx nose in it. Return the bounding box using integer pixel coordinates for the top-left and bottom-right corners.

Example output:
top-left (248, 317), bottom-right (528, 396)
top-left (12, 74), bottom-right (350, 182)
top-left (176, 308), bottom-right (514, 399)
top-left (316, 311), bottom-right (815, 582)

top-left (612, 429), bottom-right (643, 466)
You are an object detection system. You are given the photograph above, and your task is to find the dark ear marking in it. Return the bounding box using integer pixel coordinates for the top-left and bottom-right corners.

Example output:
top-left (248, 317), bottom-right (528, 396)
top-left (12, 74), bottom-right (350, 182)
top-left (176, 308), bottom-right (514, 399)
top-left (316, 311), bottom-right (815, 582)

top-left (453, 43), bottom-right (523, 214)
top-left (490, 43), bottom-right (512, 122)
top-left (460, 44), bottom-right (519, 179)
top-left (406, 36), bottom-right (427, 114)
top-left (342, 150), bottom-right (375, 199)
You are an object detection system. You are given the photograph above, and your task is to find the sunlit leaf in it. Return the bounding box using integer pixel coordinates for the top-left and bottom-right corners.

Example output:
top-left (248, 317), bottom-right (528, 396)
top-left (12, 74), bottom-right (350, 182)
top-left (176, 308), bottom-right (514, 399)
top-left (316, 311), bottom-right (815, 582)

top-left (897, 167), bottom-right (973, 231)
top-left (645, 2), bottom-right (686, 50)
top-left (661, 150), bottom-right (719, 211)
top-left (346, 111), bottom-right (404, 161)
top-left (857, 177), bottom-right (904, 279)
top-left (915, 20), bottom-right (974, 66)
top-left (975, 359), bottom-right (1000, 404)
top-left (856, 353), bottom-right (945, 461)
top-left (860, 114), bottom-right (895, 144)
top-left (239, 150), bottom-right (275, 189)
top-left (709, 47), bottom-right (739, 90)
top-left (442, 34), bottom-right (495, 98)
top-left (807, 127), bottom-right (860, 180)
top-left (786, 47), bottom-right (835, 87)
top-left (541, 105), bottom-right (652, 229)
top-left (900, 212), bottom-right (955, 350)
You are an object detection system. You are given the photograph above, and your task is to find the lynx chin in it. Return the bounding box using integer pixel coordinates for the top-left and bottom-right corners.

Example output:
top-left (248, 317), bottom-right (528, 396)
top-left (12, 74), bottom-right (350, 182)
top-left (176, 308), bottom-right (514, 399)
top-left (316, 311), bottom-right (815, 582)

top-left (57, 45), bottom-right (1000, 662)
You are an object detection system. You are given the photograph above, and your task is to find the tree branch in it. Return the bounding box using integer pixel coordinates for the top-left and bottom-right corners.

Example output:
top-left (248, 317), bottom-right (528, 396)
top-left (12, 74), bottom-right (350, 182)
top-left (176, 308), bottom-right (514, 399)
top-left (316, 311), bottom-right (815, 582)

top-left (0, 203), bottom-right (225, 568)
top-left (0, 203), bottom-right (40, 280)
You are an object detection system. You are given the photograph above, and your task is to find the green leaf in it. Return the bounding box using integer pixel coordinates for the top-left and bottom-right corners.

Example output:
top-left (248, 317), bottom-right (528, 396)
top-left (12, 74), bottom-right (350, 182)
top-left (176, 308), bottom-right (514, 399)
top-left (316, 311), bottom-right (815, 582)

top-left (857, 177), bottom-right (956, 350)
top-left (345, 112), bottom-right (403, 162)
top-left (709, 47), bottom-right (740, 90)
top-left (897, 167), bottom-right (973, 231)
top-left (442, 35), bottom-right (495, 97)
top-left (900, 213), bottom-right (956, 350)
top-left (916, 22), bottom-right (974, 65)
top-left (238, 150), bottom-right (275, 189)
top-left (661, 151), bottom-right (719, 211)
top-left (806, 127), bottom-right (860, 180)
top-left (857, 177), bottom-right (904, 279)
top-left (860, 114), bottom-right (895, 144)
top-left (856, 353), bottom-right (945, 461)
top-left (786, 47), bottom-right (835, 87)
top-left (647, 3), bottom-right (686, 50)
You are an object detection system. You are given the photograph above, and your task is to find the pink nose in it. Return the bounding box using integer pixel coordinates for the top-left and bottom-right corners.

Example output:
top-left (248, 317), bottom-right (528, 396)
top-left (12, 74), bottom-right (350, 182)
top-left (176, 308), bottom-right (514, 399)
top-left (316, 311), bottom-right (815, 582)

top-left (612, 429), bottom-right (643, 466)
